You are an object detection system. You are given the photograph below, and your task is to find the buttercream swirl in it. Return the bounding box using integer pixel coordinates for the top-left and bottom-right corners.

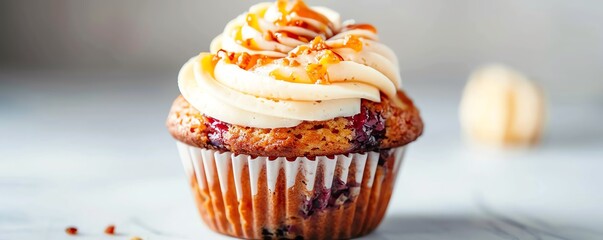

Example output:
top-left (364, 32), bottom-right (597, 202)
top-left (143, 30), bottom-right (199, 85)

top-left (179, 0), bottom-right (402, 128)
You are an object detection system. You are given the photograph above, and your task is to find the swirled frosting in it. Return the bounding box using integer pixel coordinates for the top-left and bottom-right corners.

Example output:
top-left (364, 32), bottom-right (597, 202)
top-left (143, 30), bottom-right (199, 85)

top-left (179, 0), bottom-right (402, 128)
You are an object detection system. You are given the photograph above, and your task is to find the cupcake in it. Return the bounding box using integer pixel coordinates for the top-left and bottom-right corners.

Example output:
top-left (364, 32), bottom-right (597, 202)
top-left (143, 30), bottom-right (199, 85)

top-left (166, 0), bottom-right (423, 239)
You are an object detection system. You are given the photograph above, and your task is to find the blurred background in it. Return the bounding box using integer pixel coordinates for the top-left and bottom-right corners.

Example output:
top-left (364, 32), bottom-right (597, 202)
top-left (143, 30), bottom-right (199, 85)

top-left (1, 0), bottom-right (602, 95)
top-left (1, 0), bottom-right (602, 239)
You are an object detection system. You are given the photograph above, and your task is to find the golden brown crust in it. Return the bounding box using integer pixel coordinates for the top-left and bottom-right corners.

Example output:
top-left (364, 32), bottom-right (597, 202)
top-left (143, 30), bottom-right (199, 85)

top-left (166, 91), bottom-right (423, 157)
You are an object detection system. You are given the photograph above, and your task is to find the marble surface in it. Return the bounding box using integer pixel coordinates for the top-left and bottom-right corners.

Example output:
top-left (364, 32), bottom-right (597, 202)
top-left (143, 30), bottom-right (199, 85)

top-left (1, 70), bottom-right (602, 240)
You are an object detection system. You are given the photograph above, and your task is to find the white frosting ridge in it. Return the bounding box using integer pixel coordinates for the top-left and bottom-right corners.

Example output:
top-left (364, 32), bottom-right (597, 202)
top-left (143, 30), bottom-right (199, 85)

top-left (178, 58), bottom-right (303, 128)
top-left (179, 1), bottom-right (403, 128)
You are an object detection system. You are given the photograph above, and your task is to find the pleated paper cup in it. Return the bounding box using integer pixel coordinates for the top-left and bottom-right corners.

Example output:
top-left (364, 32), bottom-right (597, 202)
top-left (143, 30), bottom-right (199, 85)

top-left (177, 141), bottom-right (406, 239)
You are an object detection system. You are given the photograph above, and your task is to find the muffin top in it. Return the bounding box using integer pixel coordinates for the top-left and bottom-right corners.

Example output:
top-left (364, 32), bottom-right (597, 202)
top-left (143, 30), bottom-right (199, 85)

top-left (168, 0), bottom-right (423, 156)
top-left (168, 92), bottom-right (422, 157)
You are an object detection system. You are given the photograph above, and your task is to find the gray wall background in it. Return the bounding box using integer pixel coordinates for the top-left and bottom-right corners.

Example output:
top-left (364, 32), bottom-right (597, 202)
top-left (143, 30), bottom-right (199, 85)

top-left (1, 0), bottom-right (602, 97)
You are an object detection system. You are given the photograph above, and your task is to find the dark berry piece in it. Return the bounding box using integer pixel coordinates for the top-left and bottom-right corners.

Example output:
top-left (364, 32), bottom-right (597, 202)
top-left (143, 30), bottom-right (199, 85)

top-left (262, 227), bottom-right (273, 236)
top-left (300, 180), bottom-right (361, 218)
top-left (300, 187), bottom-right (330, 218)
top-left (206, 116), bottom-right (230, 148)
top-left (347, 107), bottom-right (386, 151)
top-left (328, 179), bottom-right (351, 207)
top-left (261, 225), bottom-right (300, 239)
top-left (287, 225), bottom-right (298, 235)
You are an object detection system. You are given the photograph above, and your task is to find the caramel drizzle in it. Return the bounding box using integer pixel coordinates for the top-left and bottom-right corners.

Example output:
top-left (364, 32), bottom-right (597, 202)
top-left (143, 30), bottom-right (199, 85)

top-left (235, 0), bottom-right (377, 50)
top-left (213, 49), bottom-right (274, 70)
top-left (276, 0), bottom-right (331, 26)
top-left (343, 23), bottom-right (378, 33)
top-left (237, 0), bottom-right (335, 47)
top-left (222, 0), bottom-right (377, 84)
top-left (215, 33), bottom-right (366, 84)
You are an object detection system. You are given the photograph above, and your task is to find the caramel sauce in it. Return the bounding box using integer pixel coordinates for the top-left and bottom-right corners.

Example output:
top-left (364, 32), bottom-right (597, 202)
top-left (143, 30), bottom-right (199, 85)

top-left (305, 63), bottom-right (326, 83)
top-left (235, 0), bottom-right (377, 52)
top-left (218, 35), bottom-right (347, 85)
top-left (246, 13), bottom-right (261, 31)
top-left (318, 50), bottom-right (343, 64)
top-left (276, 0), bottom-right (291, 25)
top-left (306, 49), bottom-right (343, 84)
top-left (274, 58), bottom-right (301, 67)
top-left (233, 26), bottom-right (261, 50)
top-left (287, 36), bottom-right (329, 58)
top-left (265, 29), bottom-right (310, 46)
top-left (213, 49), bottom-right (234, 66)
top-left (219, 1), bottom-right (380, 85)
top-left (245, 38), bottom-right (261, 50)
top-left (275, 30), bottom-right (310, 43)
top-left (344, 23), bottom-right (378, 33)
top-left (276, 0), bottom-right (331, 30)
top-left (274, 36), bottom-right (342, 84)
top-left (233, 27), bottom-right (244, 44)
top-left (214, 49), bottom-right (273, 70)
top-left (269, 70), bottom-right (289, 82)
top-left (234, 13), bottom-right (263, 50)
top-left (269, 69), bottom-right (310, 84)
top-left (308, 36), bottom-right (329, 52)
top-left (265, 30), bottom-right (277, 42)
top-left (288, 19), bottom-right (321, 34)
top-left (288, 0), bottom-right (331, 26)
top-left (237, 0), bottom-right (377, 52)
top-left (343, 34), bottom-right (363, 51)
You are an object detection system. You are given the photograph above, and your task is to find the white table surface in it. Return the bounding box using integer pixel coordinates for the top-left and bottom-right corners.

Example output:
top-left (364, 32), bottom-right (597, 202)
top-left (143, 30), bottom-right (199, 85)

top-left (1, 70), bottom-right (602, 240)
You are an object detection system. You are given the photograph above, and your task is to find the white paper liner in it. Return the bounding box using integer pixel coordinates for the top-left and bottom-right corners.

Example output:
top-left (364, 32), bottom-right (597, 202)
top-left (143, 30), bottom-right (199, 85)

top-left (178, 143), bottom-right (405, 197)
top-left (176, 141), bottom-right (407, 239)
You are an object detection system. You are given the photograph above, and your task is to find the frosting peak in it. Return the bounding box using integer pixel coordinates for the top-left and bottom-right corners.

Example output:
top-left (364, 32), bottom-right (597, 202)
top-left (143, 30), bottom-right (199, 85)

top-left (213, 0), bottom-right (345, 58)
top-left (179, 0), bottom-right (402, 128)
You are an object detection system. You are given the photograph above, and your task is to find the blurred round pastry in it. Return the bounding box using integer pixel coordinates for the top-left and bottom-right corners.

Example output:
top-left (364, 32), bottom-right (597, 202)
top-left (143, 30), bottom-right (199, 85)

top-left (460, 64), bottom-right (546, 146)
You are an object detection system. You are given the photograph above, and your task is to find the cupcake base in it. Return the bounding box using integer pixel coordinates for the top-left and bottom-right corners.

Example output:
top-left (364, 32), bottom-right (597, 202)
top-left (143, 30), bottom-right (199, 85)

top-left (177, 142), bottom-right (406, 239)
